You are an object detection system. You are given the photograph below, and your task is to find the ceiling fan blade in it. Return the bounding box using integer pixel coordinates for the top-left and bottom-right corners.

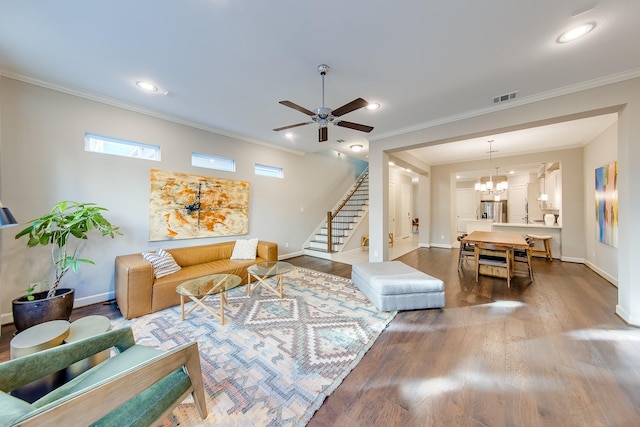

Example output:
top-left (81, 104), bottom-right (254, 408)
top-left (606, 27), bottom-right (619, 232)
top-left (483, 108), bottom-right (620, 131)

top-left (279, 100), bottom-right (315, 116)
top-left (335, 120), bottom-right (374, 133)
top-left (319, 127), bottom-right (328, 142)
top-left (331, 98), bottom-right (369, 117)
top-left (273, 122), bottom-right (312, 132)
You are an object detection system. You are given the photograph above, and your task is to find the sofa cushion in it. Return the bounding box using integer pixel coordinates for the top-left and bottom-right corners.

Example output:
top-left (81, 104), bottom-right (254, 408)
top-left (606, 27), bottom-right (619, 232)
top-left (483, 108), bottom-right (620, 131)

top-left (231, 238), bottom-right (259, 260)
top-left (167, 242), bottom-right (235, 267)
top-left (142, 249), bottom-right (181, 278)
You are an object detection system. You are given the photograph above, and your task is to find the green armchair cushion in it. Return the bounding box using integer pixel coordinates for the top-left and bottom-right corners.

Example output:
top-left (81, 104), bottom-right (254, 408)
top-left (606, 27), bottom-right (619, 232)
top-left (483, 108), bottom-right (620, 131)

top-left (0, 327), bottom-right (207, 427)
top-left (0, 392), bottom-right (35, 426)
top-left (33, 345), bottom-right (162, 407)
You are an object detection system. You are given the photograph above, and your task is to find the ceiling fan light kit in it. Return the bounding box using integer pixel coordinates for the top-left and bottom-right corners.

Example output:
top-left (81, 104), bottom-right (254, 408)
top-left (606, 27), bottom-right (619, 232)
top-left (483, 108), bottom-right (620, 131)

top-left (274, 64), bottom-right (374, 142)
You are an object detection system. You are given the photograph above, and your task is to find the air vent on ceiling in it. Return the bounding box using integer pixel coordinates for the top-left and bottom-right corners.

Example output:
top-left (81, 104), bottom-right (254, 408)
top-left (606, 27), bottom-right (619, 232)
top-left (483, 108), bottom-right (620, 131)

top-left (493, 91), bottom-right (518, 104)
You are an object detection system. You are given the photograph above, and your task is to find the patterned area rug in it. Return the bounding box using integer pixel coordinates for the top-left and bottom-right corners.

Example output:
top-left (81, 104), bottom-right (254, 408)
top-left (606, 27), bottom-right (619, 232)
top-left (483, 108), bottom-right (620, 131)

top-left (112, 267), bottom-right (396, 426)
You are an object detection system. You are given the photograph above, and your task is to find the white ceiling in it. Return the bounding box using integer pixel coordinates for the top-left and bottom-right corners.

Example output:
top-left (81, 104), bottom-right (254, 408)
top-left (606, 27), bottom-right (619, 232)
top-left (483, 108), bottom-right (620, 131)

top-left (0, 1), bottom-right (638, 164)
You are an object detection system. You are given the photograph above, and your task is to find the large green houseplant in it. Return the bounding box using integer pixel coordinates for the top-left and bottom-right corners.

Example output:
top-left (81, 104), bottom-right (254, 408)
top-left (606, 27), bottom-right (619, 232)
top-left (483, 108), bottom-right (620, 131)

top-left (12, 201), bottom-right (122, 331)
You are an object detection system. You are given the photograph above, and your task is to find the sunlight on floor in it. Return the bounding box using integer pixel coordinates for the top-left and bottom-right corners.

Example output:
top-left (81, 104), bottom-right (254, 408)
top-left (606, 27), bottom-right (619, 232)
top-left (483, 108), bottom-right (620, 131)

top-left (331, 233), bottom-right (421, 265)
top-left (567, 328), bottom-right (640, 341)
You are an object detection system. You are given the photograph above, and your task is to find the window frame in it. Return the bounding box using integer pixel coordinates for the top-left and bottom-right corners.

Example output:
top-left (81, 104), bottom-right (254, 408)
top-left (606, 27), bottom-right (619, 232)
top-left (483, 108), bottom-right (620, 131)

top-left (84, 132), bottom-right (161, 161)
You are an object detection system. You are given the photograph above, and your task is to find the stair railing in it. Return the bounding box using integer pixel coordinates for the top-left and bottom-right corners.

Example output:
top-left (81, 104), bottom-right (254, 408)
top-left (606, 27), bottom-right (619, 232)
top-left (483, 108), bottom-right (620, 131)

top-left (326, 169), bottom-right (369, 252)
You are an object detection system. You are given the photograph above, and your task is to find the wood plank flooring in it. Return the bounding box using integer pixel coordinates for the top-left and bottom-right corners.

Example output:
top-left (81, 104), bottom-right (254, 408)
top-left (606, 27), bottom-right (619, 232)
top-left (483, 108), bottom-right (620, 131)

top-left (2, 247), bottom-right (638, 426)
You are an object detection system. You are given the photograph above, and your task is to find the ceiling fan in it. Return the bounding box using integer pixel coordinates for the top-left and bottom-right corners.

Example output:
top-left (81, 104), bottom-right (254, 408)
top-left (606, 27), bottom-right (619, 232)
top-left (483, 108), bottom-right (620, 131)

top-left (273, 64), bottom-right (374, 142)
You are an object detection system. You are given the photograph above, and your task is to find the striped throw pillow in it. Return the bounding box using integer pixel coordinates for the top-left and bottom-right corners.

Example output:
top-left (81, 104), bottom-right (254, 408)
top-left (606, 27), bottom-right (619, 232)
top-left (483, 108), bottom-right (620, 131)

top-left (142, 249), bottom-right (182, 278)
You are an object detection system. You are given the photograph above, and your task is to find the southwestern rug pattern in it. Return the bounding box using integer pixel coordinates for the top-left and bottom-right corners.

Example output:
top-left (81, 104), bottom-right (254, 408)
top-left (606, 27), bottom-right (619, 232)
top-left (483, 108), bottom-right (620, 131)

top-left (111, 267), bottom-right (397, 426)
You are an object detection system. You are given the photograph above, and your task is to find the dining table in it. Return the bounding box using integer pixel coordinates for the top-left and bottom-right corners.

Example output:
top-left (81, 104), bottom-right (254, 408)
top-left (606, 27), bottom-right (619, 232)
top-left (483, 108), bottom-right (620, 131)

top-left (461, 231), bottom-right (529, 279)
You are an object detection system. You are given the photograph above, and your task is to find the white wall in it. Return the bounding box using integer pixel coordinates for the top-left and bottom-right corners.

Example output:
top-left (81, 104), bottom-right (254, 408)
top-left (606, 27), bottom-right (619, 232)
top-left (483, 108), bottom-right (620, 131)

top-left (0, 77), bottom-right (367, 322)
top-left (584, 123), bottom-right (618, 284)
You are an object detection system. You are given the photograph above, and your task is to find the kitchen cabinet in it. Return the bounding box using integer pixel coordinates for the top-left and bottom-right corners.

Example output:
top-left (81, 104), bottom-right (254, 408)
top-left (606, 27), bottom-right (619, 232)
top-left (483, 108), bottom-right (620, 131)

top-left (538, 164), bottom-right (561, 210)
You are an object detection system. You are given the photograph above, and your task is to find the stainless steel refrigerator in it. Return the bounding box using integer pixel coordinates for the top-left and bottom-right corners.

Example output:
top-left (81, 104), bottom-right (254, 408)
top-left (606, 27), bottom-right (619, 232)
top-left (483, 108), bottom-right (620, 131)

top-left (478, 200), bottom-right (507, 223)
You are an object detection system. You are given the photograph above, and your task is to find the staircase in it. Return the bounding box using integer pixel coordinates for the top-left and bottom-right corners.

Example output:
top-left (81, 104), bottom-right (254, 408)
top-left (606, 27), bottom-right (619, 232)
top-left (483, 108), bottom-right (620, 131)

top-left (303, 170), bottom-right (369, 260)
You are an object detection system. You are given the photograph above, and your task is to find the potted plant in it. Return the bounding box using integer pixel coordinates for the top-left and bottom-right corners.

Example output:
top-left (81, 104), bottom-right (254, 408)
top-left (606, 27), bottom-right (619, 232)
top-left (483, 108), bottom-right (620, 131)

top-left (12, 201), bottom-right (122, 332)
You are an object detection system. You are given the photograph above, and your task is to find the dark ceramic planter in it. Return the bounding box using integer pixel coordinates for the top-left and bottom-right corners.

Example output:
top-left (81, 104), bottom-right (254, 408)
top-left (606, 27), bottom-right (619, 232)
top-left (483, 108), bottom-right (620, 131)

top-left (12, 288), bottom-right (75, 333)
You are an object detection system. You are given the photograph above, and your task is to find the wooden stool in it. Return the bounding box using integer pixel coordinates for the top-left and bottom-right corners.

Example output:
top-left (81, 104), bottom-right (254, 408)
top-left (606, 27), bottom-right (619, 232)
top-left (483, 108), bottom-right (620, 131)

top-left (527, 234), bottom-right (553, 260)
top-left (361, 233), bottom-right (394, 251)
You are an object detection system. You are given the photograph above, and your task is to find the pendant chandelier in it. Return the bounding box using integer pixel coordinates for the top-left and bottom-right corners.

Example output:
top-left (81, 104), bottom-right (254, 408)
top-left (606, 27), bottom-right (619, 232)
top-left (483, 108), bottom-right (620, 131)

top-left (474, 140), bottom-right (508, 200)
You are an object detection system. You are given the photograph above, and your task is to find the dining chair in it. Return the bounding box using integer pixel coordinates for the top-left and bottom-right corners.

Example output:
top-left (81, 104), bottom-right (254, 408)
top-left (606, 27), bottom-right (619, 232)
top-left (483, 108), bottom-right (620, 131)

top-left (513, 236), bottom-right (535, 281)
top-left (474, 242), bottom-right (514, 288)
top-left (457, 234), bottom-right (475, 271)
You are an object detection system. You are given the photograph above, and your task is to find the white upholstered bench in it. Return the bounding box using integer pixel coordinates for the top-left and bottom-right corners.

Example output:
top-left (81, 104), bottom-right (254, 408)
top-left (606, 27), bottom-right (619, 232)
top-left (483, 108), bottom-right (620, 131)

top-left (351, 261), bottom-right (445, 311)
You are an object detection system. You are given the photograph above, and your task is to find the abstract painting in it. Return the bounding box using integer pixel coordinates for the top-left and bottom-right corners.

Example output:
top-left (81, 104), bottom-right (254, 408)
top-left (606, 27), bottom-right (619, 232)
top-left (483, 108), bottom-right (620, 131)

top-left (149, 169), bottom-right (249, 241)
top-left (595, 161), bottom-right (618, 247)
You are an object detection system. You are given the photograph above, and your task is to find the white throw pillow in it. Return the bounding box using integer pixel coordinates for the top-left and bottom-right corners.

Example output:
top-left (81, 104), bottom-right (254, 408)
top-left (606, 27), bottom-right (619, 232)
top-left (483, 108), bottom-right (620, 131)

top-left (142, 249), bottom-right (182, 278)
top-left (231, 238), bottom-right (259, 260)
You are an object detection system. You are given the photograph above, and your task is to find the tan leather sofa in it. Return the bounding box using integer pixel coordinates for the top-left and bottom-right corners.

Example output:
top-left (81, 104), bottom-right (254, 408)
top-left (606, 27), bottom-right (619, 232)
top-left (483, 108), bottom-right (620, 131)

top-left (114, 240), bottom-right (278, 319)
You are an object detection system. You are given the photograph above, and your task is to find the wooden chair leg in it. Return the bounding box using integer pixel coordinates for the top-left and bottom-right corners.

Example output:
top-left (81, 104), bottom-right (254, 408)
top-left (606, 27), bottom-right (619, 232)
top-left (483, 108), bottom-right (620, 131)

top-left (474, 248), bottom-right (480, 282)
top-left (506, 248), bottom-right (512, 288)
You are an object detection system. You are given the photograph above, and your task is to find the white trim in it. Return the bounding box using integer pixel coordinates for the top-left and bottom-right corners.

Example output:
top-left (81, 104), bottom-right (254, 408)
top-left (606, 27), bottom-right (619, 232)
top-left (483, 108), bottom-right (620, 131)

top-left (279, 250), bottom-right (304, 260)
top-left (584, 260), bottom-right (618, 287)
top-left (615, 305), bottom-right (639, 327)
top-left (430, 243), bottom-right (452, 249)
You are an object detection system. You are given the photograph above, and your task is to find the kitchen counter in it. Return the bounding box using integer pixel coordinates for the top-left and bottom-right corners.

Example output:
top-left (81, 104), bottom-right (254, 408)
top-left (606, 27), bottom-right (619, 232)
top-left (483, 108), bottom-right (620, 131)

top-left (492, 223), bottom-right (561, 259)
top-left (493, 222), bottom-right (561, 229)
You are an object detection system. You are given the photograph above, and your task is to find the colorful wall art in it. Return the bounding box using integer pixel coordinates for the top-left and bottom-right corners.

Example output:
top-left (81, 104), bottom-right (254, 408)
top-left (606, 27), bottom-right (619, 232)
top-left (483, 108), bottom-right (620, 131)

top-left (148, 169), bottom-right (249, 241)
top-left (595, 161), bottom-right (618, 247)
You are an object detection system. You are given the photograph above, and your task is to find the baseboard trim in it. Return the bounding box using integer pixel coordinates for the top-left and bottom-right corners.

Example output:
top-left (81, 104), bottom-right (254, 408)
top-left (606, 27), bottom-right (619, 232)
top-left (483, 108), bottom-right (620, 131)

top-left (430, 243), bottom-right (452, 249)
top-left (584, 260), bottom-right (618, 287)
top-left (280, 250), bottom-right (304, 260)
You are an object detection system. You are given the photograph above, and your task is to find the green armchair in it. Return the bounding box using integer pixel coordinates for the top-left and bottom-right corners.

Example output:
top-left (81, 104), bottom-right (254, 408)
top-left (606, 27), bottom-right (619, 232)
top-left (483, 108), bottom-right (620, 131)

top-left (0, 327), bottom-right (207, 426)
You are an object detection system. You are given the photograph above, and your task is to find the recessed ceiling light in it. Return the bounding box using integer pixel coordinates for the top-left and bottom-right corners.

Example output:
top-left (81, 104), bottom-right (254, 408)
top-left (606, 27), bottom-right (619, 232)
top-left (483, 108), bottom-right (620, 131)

top-left (136, 80), bottom-right (158, 92)
top-left (285, 132), bottom-right (294, 139)
top-left (350, 144), bottom-right (363, 152)
top-left (557, 22), bottom-right (595, 43)
top-left (366, 102), bottom-right (380, 110)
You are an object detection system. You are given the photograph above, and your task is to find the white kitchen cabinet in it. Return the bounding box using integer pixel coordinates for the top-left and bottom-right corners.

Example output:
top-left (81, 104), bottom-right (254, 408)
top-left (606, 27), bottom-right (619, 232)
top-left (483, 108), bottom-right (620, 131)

top-left (538, 165), bottom-right (561, 210)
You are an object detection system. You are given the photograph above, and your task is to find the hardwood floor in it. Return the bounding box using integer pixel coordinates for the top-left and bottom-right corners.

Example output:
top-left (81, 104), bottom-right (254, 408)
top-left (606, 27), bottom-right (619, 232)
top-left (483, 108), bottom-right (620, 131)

top-left (2, 248), bottom-right (638, 426)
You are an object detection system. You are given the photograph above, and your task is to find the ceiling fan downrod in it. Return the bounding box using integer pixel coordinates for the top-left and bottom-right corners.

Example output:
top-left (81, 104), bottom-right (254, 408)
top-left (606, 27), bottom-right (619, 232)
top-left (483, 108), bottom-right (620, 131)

top-left (318, 64), bottom-right (330, 124)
